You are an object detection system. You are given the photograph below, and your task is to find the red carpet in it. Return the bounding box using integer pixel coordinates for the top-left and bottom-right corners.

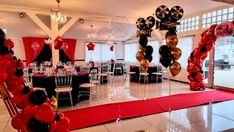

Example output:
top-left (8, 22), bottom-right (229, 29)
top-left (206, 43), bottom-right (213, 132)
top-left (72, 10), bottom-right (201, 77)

top-left (63, 90), bottom-right (234, 130)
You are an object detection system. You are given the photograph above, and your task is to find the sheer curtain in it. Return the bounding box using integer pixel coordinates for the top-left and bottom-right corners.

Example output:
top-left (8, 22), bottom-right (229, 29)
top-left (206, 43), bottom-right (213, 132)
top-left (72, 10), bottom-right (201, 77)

top-left (124, 43), bottom-right (138, 62)
top-left (162, 36), bottom-right (193, 68)
top-left (85, 43), bottom-right (115, 62)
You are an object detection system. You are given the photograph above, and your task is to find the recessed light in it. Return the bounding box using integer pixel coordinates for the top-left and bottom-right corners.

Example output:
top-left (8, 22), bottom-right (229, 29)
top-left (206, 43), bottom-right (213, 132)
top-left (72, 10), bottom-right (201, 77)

top-left (3, 29), bottom-right (7, 32)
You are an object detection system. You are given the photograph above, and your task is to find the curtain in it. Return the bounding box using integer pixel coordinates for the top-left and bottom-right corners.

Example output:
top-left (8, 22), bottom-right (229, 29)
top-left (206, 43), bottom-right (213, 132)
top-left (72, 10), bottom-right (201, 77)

top-left (22, 37), bottom-right (46, 65)
top-left (59, 50), bottom-right (72, 63)
top-left (62, 39), bottom-right (76, 63)
top-left (34, 44), bottom-right (52, 65)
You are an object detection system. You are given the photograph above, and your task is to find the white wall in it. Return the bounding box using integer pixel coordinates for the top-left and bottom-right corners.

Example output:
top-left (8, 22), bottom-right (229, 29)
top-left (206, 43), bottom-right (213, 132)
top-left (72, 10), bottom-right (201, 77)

top-left (10, 37), bottom-right (25, 60)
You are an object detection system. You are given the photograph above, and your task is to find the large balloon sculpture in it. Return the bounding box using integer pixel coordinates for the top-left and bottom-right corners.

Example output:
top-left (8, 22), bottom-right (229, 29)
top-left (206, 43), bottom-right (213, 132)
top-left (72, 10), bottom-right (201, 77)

top-left (0, 28), bottom-right (70, 132)
top-left (136, 16), bottom-right (155, 71)
top-left (136, 5), bottom-right (184, 75)
top-left (187, 21), bottom-right (234, 91)
top-left (156, 5), bottom-right (184, 77)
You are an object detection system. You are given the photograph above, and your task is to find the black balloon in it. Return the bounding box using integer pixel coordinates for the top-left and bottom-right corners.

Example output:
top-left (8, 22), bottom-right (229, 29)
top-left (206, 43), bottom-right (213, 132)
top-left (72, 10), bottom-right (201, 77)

top-left (28, 117), bottom-right (50, 132)
top-left (0, 44), bottom-right (9, 55)
top-left (15, 68), bottom-right (24, 77)
top-left (159, 45), bottom-right (171, 57)
top-left (136, 18), bottom-right (146, 30)
top-left (29, 90), bottom-right (47, 105)
top-left (166, 30), bottom-right (177, 38)
top-left (54, 113), bottom-right (60, 121)
top-left (145, 55), bottom-right (153, 63)
top-left (160, 56), bottom-right (172, 68)
top-left (146, 16), bottom-right (156, 29)
top-left (0, 28), bottom-right (6, 45)
top-left (139, 36), bottom-right (148, 48)
top-left (21, 86), bottom-right (30, 94)
top-left (145, 45), bottom-right (153, 55)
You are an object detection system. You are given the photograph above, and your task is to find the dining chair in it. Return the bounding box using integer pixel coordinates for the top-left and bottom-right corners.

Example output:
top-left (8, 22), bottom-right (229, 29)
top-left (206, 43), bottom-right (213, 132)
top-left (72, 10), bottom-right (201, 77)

top-left (55, 75), bottom-right (73, 107)
top-left (79, 72), bottom-right (99, 106)
top-left (139, 67), bottom-right (149, 84)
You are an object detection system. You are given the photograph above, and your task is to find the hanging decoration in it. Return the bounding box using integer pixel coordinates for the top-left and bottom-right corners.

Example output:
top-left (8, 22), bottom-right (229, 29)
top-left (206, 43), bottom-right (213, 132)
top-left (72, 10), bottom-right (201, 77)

top-left (87, 25), bottom-right (96, 51)
top-left (187, 20), bottom-right (234, 91)
top-left (156, 5), bottom-right (184, 77)
top-left (87, 42), bottom-right (95, 51)
top-left (54, 36), bottom-right (64, 50)
top-left (0, 28), bottom-right (70, 132)
top-left (135, 16), bottom-right (155, 71)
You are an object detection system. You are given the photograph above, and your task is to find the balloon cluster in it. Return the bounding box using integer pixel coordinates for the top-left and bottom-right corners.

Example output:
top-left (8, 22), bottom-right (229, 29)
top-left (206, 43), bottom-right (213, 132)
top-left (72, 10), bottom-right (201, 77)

top-left (187, 21), bottom-right (234, 91)
top-left (0, 28), bottom-right (70, 132)
top-left (54, 36), bottom-right (64, 50)
top-left (136, 16), bottom-right (155, 70)
top-left (156, 5), bottom-right (184, 77)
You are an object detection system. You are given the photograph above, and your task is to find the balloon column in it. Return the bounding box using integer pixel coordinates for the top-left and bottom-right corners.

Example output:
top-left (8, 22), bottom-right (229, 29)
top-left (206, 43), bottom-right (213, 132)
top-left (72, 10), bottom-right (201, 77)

top-left (0, 28), bottom-right (70, 132)
top-left (156, 5), bottom-right (184, 77)
top-left (187, 21), bottom-right (234, 91)
top-left (136, 16), bottom-right (155, 71)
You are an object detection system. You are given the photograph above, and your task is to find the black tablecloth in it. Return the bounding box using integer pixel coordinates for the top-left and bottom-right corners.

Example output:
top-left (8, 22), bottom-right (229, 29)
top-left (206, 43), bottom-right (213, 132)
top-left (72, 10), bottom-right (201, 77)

top-left (32, 73), bottom-right (89, 105)
top-left (130, 66), bottom-right (162, 83)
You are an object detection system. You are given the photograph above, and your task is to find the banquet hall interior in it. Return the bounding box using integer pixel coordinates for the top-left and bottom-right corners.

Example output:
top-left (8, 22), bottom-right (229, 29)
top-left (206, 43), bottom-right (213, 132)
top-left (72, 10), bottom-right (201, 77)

top-left (0, 0), bottom-right (234, 132)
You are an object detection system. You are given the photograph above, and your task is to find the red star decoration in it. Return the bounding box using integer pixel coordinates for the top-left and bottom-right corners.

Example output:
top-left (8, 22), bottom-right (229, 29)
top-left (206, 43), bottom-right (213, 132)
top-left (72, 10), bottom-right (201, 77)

top-left (87, 42), bottom-right (95, 51)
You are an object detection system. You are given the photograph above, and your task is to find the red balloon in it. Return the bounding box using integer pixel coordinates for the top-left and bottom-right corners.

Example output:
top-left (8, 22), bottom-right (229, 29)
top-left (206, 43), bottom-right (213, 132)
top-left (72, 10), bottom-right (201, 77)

top-left (190, 81), bottom-right (200, 91)
top-left (11, 114), bottom-right (24, 130)
top-left (12, 95), bottom-right (24, 106)
top-left (4, 53), bottom-right (14, 60)
top-left (55, 117), bottom-right (70, 132)
top-left (12, 84), bottom-right (24, 95)
top-left (34, 103), bottom-right (56, 123)
top-left (0, 71), bottom-right (7, 84)
top-left (54, 36), bottom-right (64, 50)
top-left (21, 105), bottom-right (38, 119)
top-left (195, 72), bottom-right (204, 82)
top-left (18, 60), bottom-right (25, 69)
top-left (0, 55), bottom-right (10, 67)
top-left (5, 39), bottom-right (14, 49)
top-left (187, 75), bottom-right (194, 82)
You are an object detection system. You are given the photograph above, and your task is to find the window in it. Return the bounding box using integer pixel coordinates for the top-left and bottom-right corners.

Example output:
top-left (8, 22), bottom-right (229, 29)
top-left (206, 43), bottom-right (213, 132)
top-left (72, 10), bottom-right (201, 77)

top-left (202, 7), bottom-right (234, 29)
top-left (163, 37), bottom-right (193, 68)
top-left (177, 16), bottom-right (199, 32)
top-left (124, 43), bottom-right (138, 62)
top-left (85, 43), bottom-right (115, 62)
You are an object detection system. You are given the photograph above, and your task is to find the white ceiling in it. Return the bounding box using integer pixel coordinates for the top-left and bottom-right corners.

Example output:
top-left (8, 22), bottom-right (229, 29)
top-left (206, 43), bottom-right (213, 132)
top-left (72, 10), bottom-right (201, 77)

top-left (0, 0), bottom-right (229, 41)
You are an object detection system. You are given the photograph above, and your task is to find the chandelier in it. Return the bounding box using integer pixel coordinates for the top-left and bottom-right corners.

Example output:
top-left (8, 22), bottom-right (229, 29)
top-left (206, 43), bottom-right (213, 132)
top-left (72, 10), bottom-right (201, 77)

top-left (87, 25), bottom-right (96, 41)
top-left (51, 0), bottom-right (67, 24)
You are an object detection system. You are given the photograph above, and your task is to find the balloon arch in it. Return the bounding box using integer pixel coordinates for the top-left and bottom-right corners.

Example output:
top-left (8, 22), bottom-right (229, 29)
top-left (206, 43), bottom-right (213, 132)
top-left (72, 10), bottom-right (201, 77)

top-left (187, 21), bottom-right (234, 91)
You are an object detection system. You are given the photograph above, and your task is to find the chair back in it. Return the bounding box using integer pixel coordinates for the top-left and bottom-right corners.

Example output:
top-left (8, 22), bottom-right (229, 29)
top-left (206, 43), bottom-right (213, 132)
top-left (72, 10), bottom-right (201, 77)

top-left (89, 68), bottom-right (98, 81)
top-left (80, 67), bottom-right (90, 72)
top-left (55, 75), bottom-right (72, 88)
top-left (101, 64), bottom-right (109, 73)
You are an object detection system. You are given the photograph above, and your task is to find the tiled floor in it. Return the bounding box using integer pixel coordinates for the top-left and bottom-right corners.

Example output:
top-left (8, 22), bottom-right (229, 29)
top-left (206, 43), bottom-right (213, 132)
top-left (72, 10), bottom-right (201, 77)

top-left (1, 77), bottom-right (234, 132)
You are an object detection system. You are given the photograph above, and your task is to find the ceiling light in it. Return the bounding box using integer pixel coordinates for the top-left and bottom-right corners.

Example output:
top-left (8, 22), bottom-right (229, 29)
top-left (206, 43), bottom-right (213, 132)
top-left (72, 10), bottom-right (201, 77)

top-left (51, 0), bottom-right (67, 24)
top-left (87, 25), bottom-right (96, 41)
top-left (19, 12), bottom-right (25, 18)
top-left (79, 18), bottom-right (85, 24)
top-left (3, 29), bottom-right (7, 33)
